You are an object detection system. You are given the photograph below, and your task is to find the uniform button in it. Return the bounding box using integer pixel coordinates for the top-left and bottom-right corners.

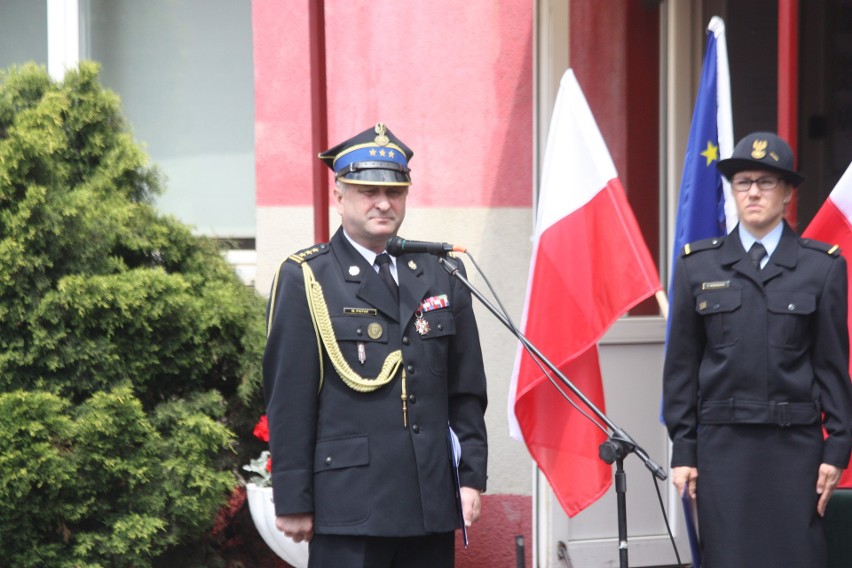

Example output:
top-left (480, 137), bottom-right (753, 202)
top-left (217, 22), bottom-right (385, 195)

top-left (788, 303), bottom-right (796, 311)
top-left (408, 394), bottom-right (417, 404)
top-left (356, 328), bottom-right (363, 336)
top-left (402, 336), bottom-right (410, 345)
top-left (325, 456), bottom-right (333, 465)
top-left (412, 424), bottom-right (420, 433)
top-left (713, 304), bottom-right (721, 310)
top-left (407, 364), bottom-right (415, 374)
top-left (436, 323), bottom-right (443, 331)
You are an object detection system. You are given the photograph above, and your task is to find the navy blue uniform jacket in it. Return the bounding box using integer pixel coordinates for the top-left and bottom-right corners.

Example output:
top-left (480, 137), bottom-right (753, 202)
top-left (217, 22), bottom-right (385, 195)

top-left (263, 228), bottom-right (488, 537)
top-left (664, 222), bottom-right (852, 466)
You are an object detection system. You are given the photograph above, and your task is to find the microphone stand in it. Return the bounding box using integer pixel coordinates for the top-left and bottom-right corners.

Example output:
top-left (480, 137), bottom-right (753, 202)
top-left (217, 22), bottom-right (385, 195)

top-left (436, 254), bottom-right (666, 568)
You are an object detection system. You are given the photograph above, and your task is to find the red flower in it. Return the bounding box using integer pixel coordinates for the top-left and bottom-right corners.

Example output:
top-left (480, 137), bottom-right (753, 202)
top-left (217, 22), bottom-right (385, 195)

top-left (253, 415), bottom-right (269, 442)
top-left (266, 456), bottom-right (272, 472)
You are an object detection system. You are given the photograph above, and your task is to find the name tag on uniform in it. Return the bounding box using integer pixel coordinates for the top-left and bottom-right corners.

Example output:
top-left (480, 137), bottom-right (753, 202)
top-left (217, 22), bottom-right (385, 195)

top-left (701, 280), bottom-right (730, 290)
top-left (343, 307), bottom-right (378, 316)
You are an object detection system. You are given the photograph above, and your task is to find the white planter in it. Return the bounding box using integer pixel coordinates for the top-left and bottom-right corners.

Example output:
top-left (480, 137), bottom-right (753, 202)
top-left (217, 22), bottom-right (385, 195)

top-left (246, 483), bottom-right (310, 568)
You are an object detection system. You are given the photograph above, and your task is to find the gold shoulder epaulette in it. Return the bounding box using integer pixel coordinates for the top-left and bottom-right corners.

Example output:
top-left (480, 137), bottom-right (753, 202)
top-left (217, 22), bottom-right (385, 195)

top-left (682, 237), bottom-right (724, 257)
top-left (800, 238), bottom-right (841, 257)
top-left (267, 243), bottom-right (330, 337)
top-left (287, 243), bottom-right (329, 265)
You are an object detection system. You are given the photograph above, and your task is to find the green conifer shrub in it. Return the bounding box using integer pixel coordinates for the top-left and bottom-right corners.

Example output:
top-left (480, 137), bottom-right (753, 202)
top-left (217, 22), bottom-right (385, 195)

top-left (0, 62), bottom-right (266, 567)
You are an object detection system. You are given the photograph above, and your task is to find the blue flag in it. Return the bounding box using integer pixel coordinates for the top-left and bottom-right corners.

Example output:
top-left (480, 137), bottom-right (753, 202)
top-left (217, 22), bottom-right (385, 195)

top-left (669, 17), bottom-right (732, 285)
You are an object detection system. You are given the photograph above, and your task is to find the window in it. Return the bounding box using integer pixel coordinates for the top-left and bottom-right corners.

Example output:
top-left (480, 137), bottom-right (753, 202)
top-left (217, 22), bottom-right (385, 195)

top-left (0, 0), bottom-right (47, 70)
top-left (84, 0), bottom-right (255, 240)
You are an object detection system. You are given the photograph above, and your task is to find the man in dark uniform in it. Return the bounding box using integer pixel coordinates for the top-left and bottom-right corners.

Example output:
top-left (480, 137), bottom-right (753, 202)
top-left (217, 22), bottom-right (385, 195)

top-left (263, 123), bottom-right (488, 567)
top-left (663, 132), bottom-right (852, 567)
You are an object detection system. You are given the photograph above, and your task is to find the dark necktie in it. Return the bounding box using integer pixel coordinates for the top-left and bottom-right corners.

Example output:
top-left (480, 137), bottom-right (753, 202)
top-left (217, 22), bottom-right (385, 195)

top-left (748, 242), bottom-right (767, 270)
top-left (374, 253), bottom-right (399, 302)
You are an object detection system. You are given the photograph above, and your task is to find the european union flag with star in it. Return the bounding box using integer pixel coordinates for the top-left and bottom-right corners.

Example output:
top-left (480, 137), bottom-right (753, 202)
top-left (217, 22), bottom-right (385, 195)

top-left (671, 27), bottom-right (727, 269)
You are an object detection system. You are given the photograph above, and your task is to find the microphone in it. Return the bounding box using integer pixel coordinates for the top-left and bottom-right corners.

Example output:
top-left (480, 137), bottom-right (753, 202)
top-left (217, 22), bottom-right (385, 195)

top-left (386, 236), bottom-right (467, 257)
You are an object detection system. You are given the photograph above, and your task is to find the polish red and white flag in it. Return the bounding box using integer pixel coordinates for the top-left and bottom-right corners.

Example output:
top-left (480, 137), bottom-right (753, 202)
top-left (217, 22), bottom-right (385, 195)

top-left (508, 69), bottom-right (662, 516)
top-left (803, 161), bottom-right (852, 488)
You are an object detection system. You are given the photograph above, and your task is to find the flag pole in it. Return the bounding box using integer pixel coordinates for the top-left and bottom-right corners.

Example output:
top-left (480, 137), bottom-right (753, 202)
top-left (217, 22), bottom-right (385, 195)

top-left (656, 290), bottom-right (669, 320)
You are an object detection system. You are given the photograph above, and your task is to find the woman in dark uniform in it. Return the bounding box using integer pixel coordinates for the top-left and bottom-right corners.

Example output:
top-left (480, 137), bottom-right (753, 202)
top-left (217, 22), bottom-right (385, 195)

top-left (663, 132), bottom-right (852, 567)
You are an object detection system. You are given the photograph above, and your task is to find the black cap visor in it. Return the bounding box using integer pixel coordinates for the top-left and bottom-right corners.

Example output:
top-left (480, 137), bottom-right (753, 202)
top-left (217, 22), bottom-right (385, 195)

top-left (336, 161), bottom-right (412, 186)
top-left (717, 158), bottom-right (805, 187)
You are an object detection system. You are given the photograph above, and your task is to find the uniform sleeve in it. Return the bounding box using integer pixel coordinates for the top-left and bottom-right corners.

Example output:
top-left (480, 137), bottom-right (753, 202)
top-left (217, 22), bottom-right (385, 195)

top-left (813, 255), bottom-right (852, 468)
top-left (662, 256), bottom-right (704, 467)
top-left (446, 258), bottom-right (489, 491)
top-left (262, 260), bottom-right (321, 516)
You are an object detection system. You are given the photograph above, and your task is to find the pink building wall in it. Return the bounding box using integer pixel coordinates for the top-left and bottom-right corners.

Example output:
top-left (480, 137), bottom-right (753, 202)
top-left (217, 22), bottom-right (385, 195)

top-left (253, 0), bottom-right (533, 210)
